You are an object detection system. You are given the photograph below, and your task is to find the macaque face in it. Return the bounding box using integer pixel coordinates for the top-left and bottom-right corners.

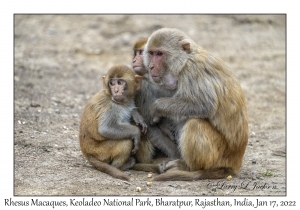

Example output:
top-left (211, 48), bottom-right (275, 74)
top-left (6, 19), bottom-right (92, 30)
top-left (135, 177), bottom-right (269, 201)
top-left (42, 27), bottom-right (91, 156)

top-left (147, 50), bottom-right (178, 90)
top-left (148, 50), bottom-right (164, 82)
top-left (132, 49), bottom-right (147, 76)
top-left (109, 78), bottom-right (128, 103)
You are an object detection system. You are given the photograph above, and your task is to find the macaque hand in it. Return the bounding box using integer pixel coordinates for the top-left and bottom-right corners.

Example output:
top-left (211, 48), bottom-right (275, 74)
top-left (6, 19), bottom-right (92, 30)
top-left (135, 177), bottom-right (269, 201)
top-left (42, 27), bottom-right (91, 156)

top-left (136, 117), bottom-right (147, 134)
top-left (140, 121), bottom-right (147, 134)
top-left (131, 147), bottom-right (137, 155)
top-left (131, 138), bottom-right (139, 155)
top-left (132, 110), bottom-right (147, 133)
top-left (150, 114), bottom-right (161, 125)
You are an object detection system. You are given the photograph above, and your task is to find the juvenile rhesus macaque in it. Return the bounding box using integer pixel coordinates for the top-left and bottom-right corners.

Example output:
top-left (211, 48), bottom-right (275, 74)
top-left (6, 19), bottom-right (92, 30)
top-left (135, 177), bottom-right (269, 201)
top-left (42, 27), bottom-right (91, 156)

top-left (79, 65), bottom-right (146, 181)
top-left (131, 38), bottom-right (180, 167)
top-left (143, 28), bottom-right (248, 181)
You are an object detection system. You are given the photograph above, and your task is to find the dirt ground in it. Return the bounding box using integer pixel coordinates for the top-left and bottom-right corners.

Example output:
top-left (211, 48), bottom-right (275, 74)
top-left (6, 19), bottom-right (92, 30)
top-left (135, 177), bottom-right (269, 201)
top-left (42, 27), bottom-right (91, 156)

top-left (13, 14), bottom-right (286, 196)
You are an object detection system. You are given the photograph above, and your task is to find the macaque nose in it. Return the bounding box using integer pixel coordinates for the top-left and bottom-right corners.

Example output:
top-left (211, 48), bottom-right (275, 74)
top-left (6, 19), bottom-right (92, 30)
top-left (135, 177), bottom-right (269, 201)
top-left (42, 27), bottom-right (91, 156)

top-left (114, 87), bottom-right (119, 93)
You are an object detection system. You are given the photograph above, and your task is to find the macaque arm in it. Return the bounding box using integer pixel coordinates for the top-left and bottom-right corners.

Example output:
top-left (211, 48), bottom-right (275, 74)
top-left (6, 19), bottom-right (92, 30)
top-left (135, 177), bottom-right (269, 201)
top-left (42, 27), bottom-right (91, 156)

top-left (158, 119), bottom-right (175, 141)
top-left (98, 119), bottom-right (140, 155)
top-left (147, 126), bottom-right (180, 159)
top-left (151, 97), bottom-right (216, 122)
top-left (131, 108), bottom-right (147, 133)
top-left (98, 123), bottom-right (139, 140)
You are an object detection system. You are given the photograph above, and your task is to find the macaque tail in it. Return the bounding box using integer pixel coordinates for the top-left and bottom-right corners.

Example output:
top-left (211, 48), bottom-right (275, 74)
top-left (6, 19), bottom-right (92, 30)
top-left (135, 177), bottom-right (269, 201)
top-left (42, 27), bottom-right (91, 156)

top-left (152, 168), bottom-right (233, 181)
top-left (88, 157), bottom-right (131, 181)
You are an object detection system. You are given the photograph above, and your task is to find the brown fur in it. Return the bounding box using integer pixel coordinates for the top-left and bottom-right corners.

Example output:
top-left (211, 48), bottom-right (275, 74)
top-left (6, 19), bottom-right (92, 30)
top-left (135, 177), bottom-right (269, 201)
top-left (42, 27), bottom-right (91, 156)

top-left (133, 37), bottom-right (148, 51)
top-left (79, 65), bottom-right (145, 181)
top-left (143, 28), bottom-right (248, 181)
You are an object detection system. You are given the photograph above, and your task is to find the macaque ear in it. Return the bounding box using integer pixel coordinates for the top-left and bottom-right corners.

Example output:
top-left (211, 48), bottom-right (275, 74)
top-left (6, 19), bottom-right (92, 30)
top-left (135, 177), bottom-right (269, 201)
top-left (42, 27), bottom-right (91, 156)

top-left (181, 40), bottom-right (191, 54)
top-left (134, 75), bottom-right (143, 90)
top-left (102, 75), bottom-right (106, 89)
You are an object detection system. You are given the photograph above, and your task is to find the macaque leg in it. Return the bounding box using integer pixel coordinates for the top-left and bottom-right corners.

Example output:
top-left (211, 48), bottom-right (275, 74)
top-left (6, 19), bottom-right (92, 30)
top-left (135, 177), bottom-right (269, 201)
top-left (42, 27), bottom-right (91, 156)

top-left (119, 157), bottom-right (136, 171)
top-left (158, 118), bottom-right (175, 141)
top-left (99, 139), bottom-right (134, 169)
top-left (147, 126), bottom-right (181, 159)
top-left (164, 159), bottom-right (189, 171)
top-left (135, 139), bottom-right (154, 163)
top-left (179, 118), bottom-right (225, 171)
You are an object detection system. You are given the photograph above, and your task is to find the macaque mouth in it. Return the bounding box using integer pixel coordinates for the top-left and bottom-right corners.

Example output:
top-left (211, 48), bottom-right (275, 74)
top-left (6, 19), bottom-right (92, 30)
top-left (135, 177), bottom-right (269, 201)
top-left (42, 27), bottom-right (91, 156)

top-left (151, 75), bottom-right (161, 82)
top-left (112, 95), bottom-right (125, 103)
top-left (132, 65), bottom-right (143, 71)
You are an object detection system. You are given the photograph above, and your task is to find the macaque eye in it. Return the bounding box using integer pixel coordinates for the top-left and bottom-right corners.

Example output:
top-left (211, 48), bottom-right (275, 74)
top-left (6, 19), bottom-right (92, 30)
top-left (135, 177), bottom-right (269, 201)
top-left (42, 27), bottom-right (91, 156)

top-left (117, 79), bottom-right (124, 85)
top-left (109, 80), bottom-right (115, 86)
top-left (157, 51), bottom-right (163, 56)
top-left (149, 51), bottom-right (154, 55)
top-left (138, 50), bottom-right (143, 55)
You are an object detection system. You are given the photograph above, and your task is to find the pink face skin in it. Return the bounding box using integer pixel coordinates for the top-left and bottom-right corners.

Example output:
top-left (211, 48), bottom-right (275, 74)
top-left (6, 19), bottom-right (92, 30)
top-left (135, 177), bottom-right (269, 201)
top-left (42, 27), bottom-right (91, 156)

top-left (109, 78), bottom-right (128, 103)
top-left (132, 50), bottom-right (148, 76)
top-left (148, 50), bottom-right (178, 90)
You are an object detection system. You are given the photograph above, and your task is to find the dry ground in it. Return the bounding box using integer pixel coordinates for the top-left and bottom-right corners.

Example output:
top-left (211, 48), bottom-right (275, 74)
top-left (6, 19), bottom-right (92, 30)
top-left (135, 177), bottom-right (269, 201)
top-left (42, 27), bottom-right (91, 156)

top-left (14, 14), bottom-right (285, 196)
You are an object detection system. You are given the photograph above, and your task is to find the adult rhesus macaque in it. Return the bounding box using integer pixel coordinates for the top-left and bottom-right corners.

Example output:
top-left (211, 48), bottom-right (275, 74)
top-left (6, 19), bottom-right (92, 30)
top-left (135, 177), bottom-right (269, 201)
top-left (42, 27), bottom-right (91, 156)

top-left (79, 65), bottom-right (146, 181)
top-left (143, 28), bottom-right (248, 181)
top-left (131, 38), bottom-right (180, 167)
